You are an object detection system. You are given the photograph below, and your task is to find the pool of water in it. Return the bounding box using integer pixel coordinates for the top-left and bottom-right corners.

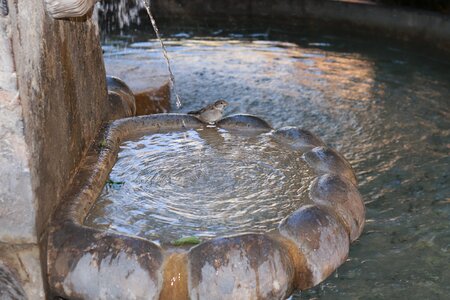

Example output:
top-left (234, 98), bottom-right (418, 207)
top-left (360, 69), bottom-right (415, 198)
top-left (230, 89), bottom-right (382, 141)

top-left (84, 128), bottom-right (314, 244)
top-left (102, 30), bottom-right (449, 298)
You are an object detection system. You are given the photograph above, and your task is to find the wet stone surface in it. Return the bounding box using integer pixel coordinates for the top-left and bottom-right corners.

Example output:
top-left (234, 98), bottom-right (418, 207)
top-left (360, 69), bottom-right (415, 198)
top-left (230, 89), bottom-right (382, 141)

top-left (279, 205), bottom-right (350, 288)
top-left (272, 127), bottom-right (326, 153)
top-left (106, 76), bottom-right (136, 120)
top-left (49, 223), bottom-right (164, 300)
top-left (103, 50), bottom-right (171, 115)
top-left (310, 174), bottom-right (365, 241)
top-left (217, 114), bottom-right (273, 131)
top-left (188, 234), bottom-right (295, 300)
top-left (303, 147), bottom-right (357, 185)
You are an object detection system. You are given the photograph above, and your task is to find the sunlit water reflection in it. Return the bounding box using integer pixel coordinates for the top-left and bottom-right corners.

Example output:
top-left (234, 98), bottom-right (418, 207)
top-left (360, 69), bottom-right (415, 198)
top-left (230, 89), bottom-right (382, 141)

top-left (101, 32), bottom-right (449, 298)
top-left (85, 128), bottom-right (314, 244)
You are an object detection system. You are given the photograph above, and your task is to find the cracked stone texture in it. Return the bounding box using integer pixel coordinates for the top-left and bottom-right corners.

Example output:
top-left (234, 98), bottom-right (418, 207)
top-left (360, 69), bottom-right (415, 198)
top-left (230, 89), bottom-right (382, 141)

top-left (0, 14), bottom-right (16, 91)
top-left (0, 262), bottom-right (27, 300)
top-left (0, 6), bottom-right (34, 244)
top-left (1, 0), bottom-right (109, 298)
top-left (0, 90), bottom-right (35, 244)
top-left (0, 10), bottom-right (30, 244)
top-left (0, 244), bottom-right (45, 299)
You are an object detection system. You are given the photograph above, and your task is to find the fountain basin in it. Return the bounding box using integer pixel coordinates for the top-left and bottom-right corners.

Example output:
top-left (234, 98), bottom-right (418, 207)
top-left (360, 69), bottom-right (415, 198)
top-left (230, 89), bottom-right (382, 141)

top-left (47, 114), bottom-right (365, 299)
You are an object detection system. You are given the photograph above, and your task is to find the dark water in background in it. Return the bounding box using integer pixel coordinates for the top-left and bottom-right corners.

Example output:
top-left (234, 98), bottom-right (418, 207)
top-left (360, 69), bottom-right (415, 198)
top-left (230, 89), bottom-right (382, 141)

top-left (100, 28), bottom-right (450, 299)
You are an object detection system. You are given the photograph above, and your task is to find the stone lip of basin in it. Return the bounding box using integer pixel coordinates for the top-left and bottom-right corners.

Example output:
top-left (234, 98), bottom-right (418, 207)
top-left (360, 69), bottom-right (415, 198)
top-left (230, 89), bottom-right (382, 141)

top-left (47, 113), bottom-right (365, 300)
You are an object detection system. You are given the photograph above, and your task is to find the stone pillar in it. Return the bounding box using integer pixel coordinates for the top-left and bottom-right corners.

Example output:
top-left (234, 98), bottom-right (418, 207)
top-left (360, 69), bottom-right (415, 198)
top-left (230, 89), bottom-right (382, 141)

top-left (0, 0), bottom-right (108, 297)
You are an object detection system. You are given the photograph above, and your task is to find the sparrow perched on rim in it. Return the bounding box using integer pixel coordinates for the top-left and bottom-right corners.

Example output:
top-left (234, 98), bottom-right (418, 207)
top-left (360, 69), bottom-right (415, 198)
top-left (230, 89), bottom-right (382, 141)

top-left (187, 99), bottom-right (229, 124)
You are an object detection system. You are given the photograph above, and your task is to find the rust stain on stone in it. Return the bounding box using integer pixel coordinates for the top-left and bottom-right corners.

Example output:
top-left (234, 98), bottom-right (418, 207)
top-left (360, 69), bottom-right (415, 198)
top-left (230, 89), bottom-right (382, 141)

top-left (270, 233), bottom-right (314, 290)
top-left (188, 233), bottom-right (296, 295)
top-left (135, 83), bottom-right (171, 116)
top-left (160, 253), bottom-right (189, 300)
top-left (281, 206), bottom-right (330, 251)
top-left (48, 221), bottom-right (164, 298)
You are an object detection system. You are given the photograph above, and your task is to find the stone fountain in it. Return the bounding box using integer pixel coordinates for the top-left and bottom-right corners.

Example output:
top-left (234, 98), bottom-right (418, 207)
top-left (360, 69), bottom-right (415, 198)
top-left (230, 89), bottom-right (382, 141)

top-left (46, 113), bottom-right (364, 299)
top-left (4, 0), bottom-right (447, 298)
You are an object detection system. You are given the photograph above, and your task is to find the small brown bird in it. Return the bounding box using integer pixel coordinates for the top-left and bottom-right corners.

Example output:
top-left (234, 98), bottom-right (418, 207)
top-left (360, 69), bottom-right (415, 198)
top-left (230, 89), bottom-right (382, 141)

top-left (188, 99), bottom-right (229, 124)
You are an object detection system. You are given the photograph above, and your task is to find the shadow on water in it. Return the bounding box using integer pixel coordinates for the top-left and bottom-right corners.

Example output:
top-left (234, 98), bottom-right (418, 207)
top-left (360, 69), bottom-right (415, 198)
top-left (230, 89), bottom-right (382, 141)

top-left (100, 18), bottom-right (450, 299)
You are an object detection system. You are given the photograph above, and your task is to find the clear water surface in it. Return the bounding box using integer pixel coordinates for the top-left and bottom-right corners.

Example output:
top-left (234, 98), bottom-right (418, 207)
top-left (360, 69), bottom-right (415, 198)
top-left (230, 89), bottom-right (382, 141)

top-left (85, 128), bottom-right (315, 244)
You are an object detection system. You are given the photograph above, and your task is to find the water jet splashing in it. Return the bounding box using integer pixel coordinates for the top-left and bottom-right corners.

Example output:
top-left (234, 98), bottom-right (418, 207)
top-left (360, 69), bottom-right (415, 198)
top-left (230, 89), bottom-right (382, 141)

top-left (142, 0), bottom-right (182, 109)
top-left (96, 0), bottom-right (145, 29)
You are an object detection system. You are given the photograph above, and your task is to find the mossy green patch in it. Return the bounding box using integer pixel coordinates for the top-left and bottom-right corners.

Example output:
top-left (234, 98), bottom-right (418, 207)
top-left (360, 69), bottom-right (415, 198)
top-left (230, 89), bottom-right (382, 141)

top-left (171, 236), bottom-right (201, 246)
top-left (99, 139), bottom-right (108, 148)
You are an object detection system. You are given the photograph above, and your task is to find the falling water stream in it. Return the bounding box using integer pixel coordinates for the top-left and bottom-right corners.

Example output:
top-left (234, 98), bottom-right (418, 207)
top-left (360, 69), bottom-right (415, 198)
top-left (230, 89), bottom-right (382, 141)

top-left (141, 0), bottom-right (182, 108)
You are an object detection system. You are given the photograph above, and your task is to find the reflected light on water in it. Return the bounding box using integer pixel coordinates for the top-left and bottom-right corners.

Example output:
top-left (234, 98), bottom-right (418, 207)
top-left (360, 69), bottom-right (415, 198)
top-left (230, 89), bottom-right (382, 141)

top-left (102, 33), bottom-right (450, 298)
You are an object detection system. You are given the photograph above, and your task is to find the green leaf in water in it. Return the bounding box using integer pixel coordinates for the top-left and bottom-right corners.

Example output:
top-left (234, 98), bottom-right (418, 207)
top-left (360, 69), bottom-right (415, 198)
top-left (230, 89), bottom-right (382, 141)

top-left (171, 236), bottom-right (201, 246)
top-left (99, 139), bottom-right (108, 148)
top-left (106, 178), bottom-right (125, 186)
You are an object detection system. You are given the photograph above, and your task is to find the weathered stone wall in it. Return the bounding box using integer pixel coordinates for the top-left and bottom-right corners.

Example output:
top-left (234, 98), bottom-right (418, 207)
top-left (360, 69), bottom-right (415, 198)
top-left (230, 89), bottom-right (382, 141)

top-left (8, 0), bottom-right (108, 239)
top-left (0, 11), bottom-right (35, 244)
top-left (1, 0), bottom-right (108, 298)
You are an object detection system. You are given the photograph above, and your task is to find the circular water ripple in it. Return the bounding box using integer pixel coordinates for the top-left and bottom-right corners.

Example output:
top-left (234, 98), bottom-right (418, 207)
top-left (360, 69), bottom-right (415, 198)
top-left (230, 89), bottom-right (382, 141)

top-left (85, 128), bottom-right (315, 244)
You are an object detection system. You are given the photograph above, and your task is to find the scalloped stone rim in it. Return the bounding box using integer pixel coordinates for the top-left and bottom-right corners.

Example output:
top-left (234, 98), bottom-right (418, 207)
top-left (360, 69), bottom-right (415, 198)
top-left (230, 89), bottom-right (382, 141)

top-left (47, 114), bottom-right (365, 299)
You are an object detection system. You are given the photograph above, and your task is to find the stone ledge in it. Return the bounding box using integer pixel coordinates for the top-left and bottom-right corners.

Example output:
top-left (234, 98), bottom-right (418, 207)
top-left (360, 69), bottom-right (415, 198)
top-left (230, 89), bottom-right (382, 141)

top-left (104, 56), bottom-right (171, 115)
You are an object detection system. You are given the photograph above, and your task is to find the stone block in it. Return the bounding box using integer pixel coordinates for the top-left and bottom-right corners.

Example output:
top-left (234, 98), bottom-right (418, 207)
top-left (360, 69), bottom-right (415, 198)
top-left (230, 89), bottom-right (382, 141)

top-left (135, 83), bottom-right (171, 115)
top-left (104, 56), bottom-right (171, 115)
top-left (279, 205), bottom-right (349, 289)
top-left (187, 234), bottom-right (294, 300)
top-left (303, 146), bottom-right (357, 185)
top-left (272, 127), bottom-right (326, 152)
top-left (0, 15), bottom-right (16, 91)
top-left (8, 0), bottom-right (109, 239)
top-left (106, 76), bottom-right (136, 120)
top-left (309, 174), bottom-right (365, 241)
top-left (48, 224), bottom-right (164, 300)
top-left (217, 114), bottom-right (273, 131)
